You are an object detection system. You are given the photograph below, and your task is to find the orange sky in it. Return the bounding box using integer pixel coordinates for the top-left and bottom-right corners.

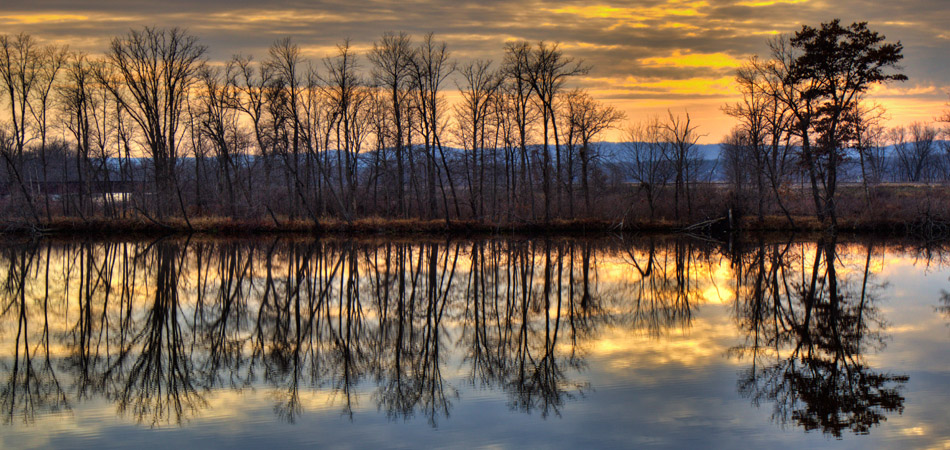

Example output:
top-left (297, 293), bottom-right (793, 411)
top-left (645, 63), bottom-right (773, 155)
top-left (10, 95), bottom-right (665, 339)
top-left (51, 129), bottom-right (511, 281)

top-left (1, 0), bottom-right (948, 143)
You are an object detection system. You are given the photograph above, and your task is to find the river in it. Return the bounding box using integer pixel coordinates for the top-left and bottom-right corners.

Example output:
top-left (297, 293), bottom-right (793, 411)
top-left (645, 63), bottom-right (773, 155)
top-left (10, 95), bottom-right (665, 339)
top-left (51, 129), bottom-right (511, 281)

top-left (0, 235), bottom-right (947, 448)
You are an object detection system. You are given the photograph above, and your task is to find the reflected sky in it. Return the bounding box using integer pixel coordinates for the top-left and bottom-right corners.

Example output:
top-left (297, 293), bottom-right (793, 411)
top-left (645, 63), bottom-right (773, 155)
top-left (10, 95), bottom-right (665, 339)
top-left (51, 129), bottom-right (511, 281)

top-left (2, 0), bottom-right (947, 141)
top-left (0, 236), bottom-right (948, 448)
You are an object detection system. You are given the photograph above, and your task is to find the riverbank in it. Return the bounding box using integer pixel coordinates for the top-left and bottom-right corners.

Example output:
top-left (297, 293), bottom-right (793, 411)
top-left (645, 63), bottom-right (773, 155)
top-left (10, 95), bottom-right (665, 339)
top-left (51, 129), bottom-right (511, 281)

top-left (1, 212), bottom-right (945, 238)
top-left (4, 182), bottom-right (950, 238)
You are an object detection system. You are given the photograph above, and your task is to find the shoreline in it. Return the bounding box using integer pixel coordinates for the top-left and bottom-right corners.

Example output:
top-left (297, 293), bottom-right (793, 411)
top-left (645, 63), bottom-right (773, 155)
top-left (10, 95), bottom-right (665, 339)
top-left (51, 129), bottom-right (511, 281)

top-left (0, 214), bottom-right (941, 238)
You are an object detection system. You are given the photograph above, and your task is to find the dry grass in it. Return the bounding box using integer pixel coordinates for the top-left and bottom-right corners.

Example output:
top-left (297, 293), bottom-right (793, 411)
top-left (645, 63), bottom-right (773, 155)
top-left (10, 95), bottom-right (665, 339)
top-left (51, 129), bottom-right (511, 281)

top-left (2, 215), bottom-right (628, 236)
top-left (4, 184), bottom-right (950, 237)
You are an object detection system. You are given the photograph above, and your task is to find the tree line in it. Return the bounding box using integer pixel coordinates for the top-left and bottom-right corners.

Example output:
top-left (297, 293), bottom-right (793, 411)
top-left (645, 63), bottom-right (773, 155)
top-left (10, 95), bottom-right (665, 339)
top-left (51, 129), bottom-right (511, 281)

top-left (0, 21), bottom-right (944, 230)
top-left (0, 28), bottom-right (629, 226)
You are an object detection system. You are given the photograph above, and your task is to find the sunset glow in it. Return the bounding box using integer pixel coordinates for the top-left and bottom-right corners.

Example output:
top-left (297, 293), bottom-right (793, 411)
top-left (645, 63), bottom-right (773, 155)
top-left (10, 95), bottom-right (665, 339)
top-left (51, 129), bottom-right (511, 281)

top-left (0, 0), bottom-right (944, 142)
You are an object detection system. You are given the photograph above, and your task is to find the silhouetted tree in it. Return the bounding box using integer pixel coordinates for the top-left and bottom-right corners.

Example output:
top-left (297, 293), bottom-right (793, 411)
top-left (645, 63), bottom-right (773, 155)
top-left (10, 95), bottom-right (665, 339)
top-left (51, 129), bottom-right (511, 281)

top-left (787, 20), bottom-right (906, 228)
top-left (97, 27), bottom-right (207, 219)
top-left (624, 117), bottom-right (671, 221)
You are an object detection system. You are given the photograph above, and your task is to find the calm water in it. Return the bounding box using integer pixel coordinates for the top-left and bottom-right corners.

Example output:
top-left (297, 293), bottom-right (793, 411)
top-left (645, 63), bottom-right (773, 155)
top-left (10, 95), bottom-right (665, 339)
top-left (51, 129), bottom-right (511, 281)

top-left (0, 235), bottom-right (947, 449)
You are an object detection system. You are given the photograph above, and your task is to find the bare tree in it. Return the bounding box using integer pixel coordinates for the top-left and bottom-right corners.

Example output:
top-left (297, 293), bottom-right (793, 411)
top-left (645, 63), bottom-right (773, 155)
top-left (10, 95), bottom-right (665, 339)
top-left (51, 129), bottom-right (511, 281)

top-left (0, 34), bottom-right (38, 157)
top-left (892, 123), bottom-right (936, 182)
top-left (195, 65), bottom-right (242, 218)
top-left (30, 43), bottom-right (68, 219)
top-left (721, 127), bottom-right (751, 215)
top-left (321, 39), bottom-right (370, 220)
top-left (266, 37), bottom-right (317, 221)
top-left (763, 35), bottom-right (824, 223)
top-left (663, 110), bottom-right (702, 220)
top-left (755, 59), bottom-right (797, 226)
top-left (369, 32), bottom-right (414, 217)
top-left (561, 89), bottom-right (624, 216)
top-left (860, 124), bottom-right (889, 185)
top-left (724, 59), bottom-right (769, 221)
top-left (230, 54), bottom-right (276, 219)
top-left (60, 51), bottom-right (95, 218)
top-left (409, 33), bottom-right (454, 221)
top-left (501, 42), bottom-right (539, 219)
top-left (624, 117), bottom-right (670, 221)
top-left (849, 103), bottom-right (888, 204)
top-left (455, 60), bottom-right (501, 219)
top-left (522, 42), bottom-right (589, 221)
top-left (97, 27), bottom-right (207, 219)
top-left (0, 33), bottom-right (42, 221)
top-left (941, 94), bottom-right (950, 124)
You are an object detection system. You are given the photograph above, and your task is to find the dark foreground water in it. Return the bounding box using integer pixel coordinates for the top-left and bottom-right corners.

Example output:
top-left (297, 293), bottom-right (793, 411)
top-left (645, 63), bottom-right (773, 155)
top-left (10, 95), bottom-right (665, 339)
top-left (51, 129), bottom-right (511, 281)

top-left (0, 235), bottom-right (947, 449)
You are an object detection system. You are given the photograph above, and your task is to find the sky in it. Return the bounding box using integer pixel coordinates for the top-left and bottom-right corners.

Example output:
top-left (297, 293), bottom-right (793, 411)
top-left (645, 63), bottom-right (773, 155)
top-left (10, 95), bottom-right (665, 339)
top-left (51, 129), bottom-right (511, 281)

top-left (1, 0), bottom-right (948, 143)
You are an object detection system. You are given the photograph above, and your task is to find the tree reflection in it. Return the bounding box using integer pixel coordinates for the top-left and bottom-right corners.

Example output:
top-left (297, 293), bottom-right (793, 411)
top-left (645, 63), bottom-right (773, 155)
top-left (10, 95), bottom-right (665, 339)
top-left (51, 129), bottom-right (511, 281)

top-left (0, 243), bottom-right (68, 424)
top-left (938, 273), bottom-right (950, 330)
top-left (731, 236), bottom-right (907, 437)
top-left (0, 235), bottom-right (915, 436)
top-left (122, 242), bottom-right (206, 424)
top-left (616, 237), bottom-right (705, 336)
top-left (941, 294), bottom-right (950, 327)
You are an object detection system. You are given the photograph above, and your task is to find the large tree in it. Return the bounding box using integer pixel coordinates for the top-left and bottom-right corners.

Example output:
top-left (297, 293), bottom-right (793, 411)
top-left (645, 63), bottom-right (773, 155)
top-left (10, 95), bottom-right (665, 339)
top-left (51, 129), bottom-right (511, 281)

top-left (522, 42), bottom-right (588, 222)
top-left (787, 20), bottom-right (906, 228)
top-left (408, 33), bottom-right (453, 221)
top-left (98, 27), bottom-right (207, 218)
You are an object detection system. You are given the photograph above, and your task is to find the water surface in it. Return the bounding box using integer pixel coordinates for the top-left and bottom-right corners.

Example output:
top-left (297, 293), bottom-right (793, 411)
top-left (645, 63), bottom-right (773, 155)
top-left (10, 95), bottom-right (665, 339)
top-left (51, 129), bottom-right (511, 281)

top-left (0, 235), bottom-right (947, 448)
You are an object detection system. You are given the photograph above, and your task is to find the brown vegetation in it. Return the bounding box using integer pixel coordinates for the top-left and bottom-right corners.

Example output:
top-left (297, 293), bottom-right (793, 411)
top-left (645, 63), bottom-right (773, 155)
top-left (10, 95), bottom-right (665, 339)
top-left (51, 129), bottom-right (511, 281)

top-left (3, 183), bottom-right (949, 237)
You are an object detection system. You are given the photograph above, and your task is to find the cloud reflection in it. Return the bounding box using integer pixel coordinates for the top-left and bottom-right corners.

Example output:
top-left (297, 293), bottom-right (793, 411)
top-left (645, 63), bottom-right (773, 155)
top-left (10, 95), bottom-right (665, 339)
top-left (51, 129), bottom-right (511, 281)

top-left (0, 236), bottom-right (947, 446)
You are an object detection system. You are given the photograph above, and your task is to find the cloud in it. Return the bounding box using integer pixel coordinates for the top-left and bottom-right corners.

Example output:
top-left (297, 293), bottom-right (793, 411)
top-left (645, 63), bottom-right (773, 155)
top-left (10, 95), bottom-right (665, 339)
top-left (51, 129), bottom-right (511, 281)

top-left (0, 0), bottom-right (946, 142)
